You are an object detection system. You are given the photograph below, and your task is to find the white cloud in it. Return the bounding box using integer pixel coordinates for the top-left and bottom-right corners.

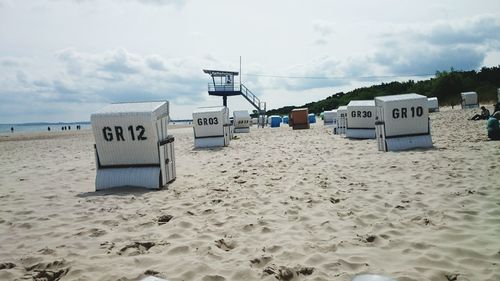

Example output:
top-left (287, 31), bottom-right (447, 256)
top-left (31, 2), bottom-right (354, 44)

top-left (1, 57), bottom-right (24, 67)
top-left (373, 45), bottom-right (485, 74)
top-left (312, 20), bottom-right (335, 36)
top-left (371, 15), bottom-right (500, 74)
top-left (1, 1), bottom-right (500, 122)
top-left (421, 15), bottom-right (500, 46)
top-left (312, 20), bottom-right (336, 45)
top-left (146, 55), bottom-right (168, 71)
top-left (0, 48), bottom-right (225, 122)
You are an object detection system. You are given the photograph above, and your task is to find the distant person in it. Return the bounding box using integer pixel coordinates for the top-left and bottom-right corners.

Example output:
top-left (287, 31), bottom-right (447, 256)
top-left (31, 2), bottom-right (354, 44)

top-left (471, 106), bottom-right (490, 120)
top-left (68, 125), bottom-right (71, 130)
top-left (10, 127), bottom-right (14, 133)
top-left (47, 127), bottom-right (51, 131)
top-left (487, 111), bottom-right (500, 140)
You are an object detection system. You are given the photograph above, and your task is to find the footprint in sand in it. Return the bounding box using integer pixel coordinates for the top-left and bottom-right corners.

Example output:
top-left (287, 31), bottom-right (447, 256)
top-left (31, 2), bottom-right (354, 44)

top-left (156, 214), bottom-right (173, 225)
top-left (37, 247), bottom-right (56, 255)
top-left (31, 269), bottom-right (69, 281)
top-left (0, 262), bottom-right (16, 269)
top-left (89, 228), bottom-right (107, 237)
top-left (214, 239), bottom-right (236, 251)
top-left (250, 256), bottom-right (272, 268)
top-left (262, 264), bottom-right (314, 281)
top-left (100, 241), bottom-right (115, 254)
top-left (117, 242), bottom-right (157, 256)
top-left (357, 234), bottom-right (376, 243)
top-left (211, 199), bottom-right (223, 204)
top-left (24, 260), bottom-right (69, 281)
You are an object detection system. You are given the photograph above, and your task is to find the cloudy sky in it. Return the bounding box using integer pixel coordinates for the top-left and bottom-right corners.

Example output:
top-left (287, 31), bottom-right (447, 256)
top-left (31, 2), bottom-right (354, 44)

top-left (1, 0), bottom-right (499, 123)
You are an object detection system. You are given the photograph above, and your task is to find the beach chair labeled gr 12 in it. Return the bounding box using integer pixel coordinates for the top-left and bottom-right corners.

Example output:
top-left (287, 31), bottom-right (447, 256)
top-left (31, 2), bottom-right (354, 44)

top-left (91, 101), bottom-right (176, 191)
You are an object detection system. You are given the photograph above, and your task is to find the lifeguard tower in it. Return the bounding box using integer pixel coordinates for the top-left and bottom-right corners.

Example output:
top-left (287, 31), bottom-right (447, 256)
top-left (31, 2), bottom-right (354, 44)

top-left (203, 69), bottom-right (267, 127)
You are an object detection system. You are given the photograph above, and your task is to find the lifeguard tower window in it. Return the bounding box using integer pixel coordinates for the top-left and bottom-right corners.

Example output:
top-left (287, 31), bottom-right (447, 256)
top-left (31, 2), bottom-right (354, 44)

top-left (203, 69), bottom-right (239, 97)
top-left (203, 69), bottom-right (267, 127)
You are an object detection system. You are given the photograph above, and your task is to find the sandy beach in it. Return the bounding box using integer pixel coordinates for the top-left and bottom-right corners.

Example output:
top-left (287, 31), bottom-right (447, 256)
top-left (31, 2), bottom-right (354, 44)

top-left (0, 107), bottom-right (499, 281)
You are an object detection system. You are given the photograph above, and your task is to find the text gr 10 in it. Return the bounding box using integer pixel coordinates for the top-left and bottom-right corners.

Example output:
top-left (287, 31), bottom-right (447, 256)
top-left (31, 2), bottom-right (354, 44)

top-left (392, 106), bottom-right (424, 119)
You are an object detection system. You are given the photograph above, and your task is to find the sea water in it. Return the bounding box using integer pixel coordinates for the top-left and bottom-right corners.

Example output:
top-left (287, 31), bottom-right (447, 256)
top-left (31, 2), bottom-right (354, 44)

top-left (0, 123), bottom-right (91, 134)
top-left (0, 120), bottom-right (192, 134)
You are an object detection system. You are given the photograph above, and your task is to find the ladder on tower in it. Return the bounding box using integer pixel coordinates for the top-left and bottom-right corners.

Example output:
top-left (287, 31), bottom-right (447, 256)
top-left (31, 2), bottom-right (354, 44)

top-left (240, 84), bottom-right (266, 127)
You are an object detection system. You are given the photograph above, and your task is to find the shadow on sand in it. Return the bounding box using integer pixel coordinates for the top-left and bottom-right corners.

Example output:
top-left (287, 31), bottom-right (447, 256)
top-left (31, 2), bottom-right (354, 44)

top-left (76, 186), bottom-right (165, 198)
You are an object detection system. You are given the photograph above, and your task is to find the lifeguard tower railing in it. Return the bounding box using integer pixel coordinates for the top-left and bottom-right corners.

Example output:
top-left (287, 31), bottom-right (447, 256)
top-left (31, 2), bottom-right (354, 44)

top-left (208, 83), bottom-right (241, 95)
top-left (207, 83), bottom-right (266, 114)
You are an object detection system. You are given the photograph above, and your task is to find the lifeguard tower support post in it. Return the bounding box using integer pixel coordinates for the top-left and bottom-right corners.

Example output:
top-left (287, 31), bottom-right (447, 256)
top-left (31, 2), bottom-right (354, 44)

top-left (203, 69), bottom-right (267, 127)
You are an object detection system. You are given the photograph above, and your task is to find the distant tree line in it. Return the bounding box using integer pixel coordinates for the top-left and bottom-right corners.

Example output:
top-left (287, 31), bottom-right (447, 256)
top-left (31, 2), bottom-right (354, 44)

top-left (263, 66), bottom-right (500, 116)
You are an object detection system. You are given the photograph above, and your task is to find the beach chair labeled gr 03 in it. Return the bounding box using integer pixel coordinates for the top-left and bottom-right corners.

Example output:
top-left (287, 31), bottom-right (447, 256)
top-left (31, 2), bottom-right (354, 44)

top-left (192, 106), bottom-right (231, 148)
top-left (374, 94), bottom-right (433, 152)
top-left (91, 101), bottom-right (176, 191)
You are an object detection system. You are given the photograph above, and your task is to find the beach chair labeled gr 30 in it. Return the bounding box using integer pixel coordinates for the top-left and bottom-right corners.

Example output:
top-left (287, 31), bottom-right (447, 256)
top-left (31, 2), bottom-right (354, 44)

top-left (91, 101), bottom-right (176, 191)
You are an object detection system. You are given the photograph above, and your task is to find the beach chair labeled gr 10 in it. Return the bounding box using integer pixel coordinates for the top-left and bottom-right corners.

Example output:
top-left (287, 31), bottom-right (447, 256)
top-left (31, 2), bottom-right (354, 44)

top-left (375, 94), bottom-right (433, 152)
top-left (91, 101), bottom-right (176, 191)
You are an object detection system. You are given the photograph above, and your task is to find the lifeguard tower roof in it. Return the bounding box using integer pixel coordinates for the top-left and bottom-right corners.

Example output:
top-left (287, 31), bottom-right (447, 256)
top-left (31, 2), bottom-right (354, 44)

top-left (203, 69), bottom-right (239, 76)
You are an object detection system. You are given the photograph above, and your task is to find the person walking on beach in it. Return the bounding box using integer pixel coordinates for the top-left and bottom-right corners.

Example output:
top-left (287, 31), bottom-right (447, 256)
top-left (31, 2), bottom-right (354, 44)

top-left (10, 127), bottom-right (14, 133)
